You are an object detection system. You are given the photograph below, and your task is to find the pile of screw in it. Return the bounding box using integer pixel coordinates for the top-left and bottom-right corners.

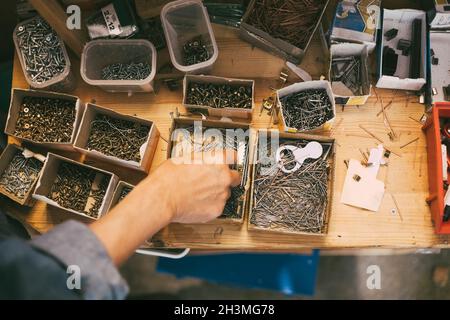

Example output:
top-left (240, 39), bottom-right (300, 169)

top-left (331, 56), bottom-right (363, 96)
top-left (49, 162), bottom-right (109, 219)
top-left (245, 0), bottom-right (326, 49)
top-left (118, 186), bottom-right (133, 203)
top-left (183, 37), bottom-right (210, 66)
top-left (14, 96), bottom-right (76, 143)
top-left (101, 62), bottom-right (152, 81)
top-left (16, 16), bottom-right (67, 84)
top-left (87, 114), bottom-right (150, 162)
top-left (186, 82), bottom-right (252, 109)
top-left (251, 139), bottom-right (329, 234)
top-left (0, 153), bottom-right (42, 200)
top-left (280, 89), bottom-right (333, 131)
top-left (173, 126), bottom-right (247, 219)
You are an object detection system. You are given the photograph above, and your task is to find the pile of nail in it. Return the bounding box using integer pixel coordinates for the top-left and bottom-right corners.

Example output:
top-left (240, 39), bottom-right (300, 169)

top-left (101, 62), bottom-right (152, 81)
top-left (0, 153), bottom-right (42, 200)
top-left (186, 82), bottom-right (252, 109)
top-left (280, 88), bottom-right (333, 131)
top-left (183, 37), bottom-right (210, 66)
top-left (14, 96), bottom-right (76, 143)
top-left (118, 186), bottom-right (133, 203)
top-left (172, 126), bottom-right (248, 220)
top-left (87, 114), bottom-right (150, 162)
top-left (15, 16), bottom-right (67, 84)
top-left (331, 56), bottom-right (363, 96)
top-left (49, 162), bottom-right (109, 219)
top-left (251, 139), bottom-right (329, 234)
top-left (245, 0), bottom-right (327, 49)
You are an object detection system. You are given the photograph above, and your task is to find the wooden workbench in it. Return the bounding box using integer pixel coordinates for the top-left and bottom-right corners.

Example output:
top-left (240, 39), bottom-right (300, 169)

top-left (7, 23), bottom-right (450, 251)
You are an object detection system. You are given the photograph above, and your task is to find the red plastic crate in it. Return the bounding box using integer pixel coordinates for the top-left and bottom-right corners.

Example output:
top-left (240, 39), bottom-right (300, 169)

top-left (423, 102), bottom-right (450, 234)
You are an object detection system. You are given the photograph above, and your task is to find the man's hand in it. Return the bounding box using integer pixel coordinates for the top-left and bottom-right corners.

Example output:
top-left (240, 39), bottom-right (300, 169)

top-left (148, 151), bottom-right (241, 223)
top-left (90, 150), bottom-right (241, 265)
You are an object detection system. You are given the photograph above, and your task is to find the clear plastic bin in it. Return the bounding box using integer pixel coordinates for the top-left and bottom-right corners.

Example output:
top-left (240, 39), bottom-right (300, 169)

top-left (80, 39), bottom-right (157, 93)
top-left (13, 16), bottom-right (75, 92)
top-left (161, 0), bottom-right (218, 74)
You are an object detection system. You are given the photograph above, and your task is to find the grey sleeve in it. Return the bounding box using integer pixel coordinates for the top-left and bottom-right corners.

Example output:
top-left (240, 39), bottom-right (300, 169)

top-left (31, 220), bottom-right (129, 300)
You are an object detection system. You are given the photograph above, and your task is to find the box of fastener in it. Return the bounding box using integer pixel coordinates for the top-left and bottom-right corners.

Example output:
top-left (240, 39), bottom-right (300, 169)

top-left (247, 130), bottom-right (336, 236)
top-left (106, 181), bottom-right (134, 212)
top-left (330, 0), bottom-right (381, 53)
top-left (5, 89), bottom-right (83, 150)
top-left (376, 9), bottom-right (427, 91)
top-left (74, 103), bottom-right (160, 173)
top-left (422, 102), bottom-right (450, 234)
top-left (0, 144), bottom-right (45, 206)
top-left (182, 75), bottom-right (254, 120)
top-left (428, 12), bottom-right (450, 103)
top-left (33, 153), bottom-right (119, 220)
top-left (329, 43), bottom-right (371, 106)
top-left (167, 117), bottom-right (252, 224)
top-left (276, 80), bottom-right (336, 133)
top-left (239, 0), bottom-right (330, 64)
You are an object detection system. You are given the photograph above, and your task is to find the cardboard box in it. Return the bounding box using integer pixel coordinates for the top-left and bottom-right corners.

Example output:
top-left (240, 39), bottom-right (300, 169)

top-left (329, 43), bottom-right (371, 106)
top-left (434, 0), bottom-right (450, 12)
top-left (239, 0), bottom-right (330, 64)
top-left (428, 12), bottom-right (450, 103)
top-left (330, 0), bottom-right (381, 53)
top-left (74, 103), bottom-right (160, 173)
top-left (182, 75), bottom-right (254, 120)
top-left (247, 130), bottom-right (335, 236)
top-left (167, 117), bottom-right (252, 223)
top-left (5, 89), bottom-right (82, 150)
top-left (33, 153), bottom-right (119, 220)
top-left (106, 181), bottom-right (134, 212)
top-left (276, 80), bottom-right (336, 133)
top-left (0, 144), bottom-right (45, 206)
top-left (376, 9), bottom-right (427, 91)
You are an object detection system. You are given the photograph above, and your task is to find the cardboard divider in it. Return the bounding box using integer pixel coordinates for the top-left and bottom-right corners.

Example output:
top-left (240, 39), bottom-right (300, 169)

top-left (182, 74), bottom-right (254, 120)
top-left (167, 117), bottom-right (252, 223)
top-left (106, 181), bottom-right (135, 212)
top-left (33, 153), bottom-right (119, 220)
top-left (5, 89), bottom-right (83, 150)
top-left (0, 144), bottom-right (45, 206)
top-left (276, 80), bottom-right (336, 133)
top-left (74, 103), bottom-right (160, 173)
top-left (329, 43), bottom-right (372, 106)
top-left (247, 130), bottom-right (336, 236)
top-left (239, 0), bottom-right (330, 64)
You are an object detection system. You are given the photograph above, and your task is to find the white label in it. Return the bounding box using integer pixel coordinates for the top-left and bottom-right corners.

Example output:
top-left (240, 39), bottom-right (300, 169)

top-left (101, 3), bottom-right (122, 36)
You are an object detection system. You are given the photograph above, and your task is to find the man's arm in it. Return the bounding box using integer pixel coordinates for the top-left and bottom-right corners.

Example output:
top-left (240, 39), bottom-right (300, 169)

top-left (0, 152), bottom-right (240, 299)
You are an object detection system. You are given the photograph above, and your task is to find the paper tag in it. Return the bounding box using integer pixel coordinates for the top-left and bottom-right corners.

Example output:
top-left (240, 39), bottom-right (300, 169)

top-left (102, 3), bottom-right (122, 36)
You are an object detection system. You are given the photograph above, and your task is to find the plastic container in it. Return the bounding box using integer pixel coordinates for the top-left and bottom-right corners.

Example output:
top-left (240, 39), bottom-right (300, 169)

top-left (161, 0), bottom-right (218, 74)
top-left (423, 102), bottom-right (450, 234)
top-left (13, 16), bottom-right (74, 92)
top-left (80, 39), bottom-right (157, 93)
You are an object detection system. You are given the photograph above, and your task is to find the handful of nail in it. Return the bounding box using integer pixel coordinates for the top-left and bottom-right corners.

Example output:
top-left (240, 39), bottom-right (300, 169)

top-left (171, 125), bottom-right (249, 220)
top-left (250, 139), bottom-right (331, 234)
top-left (0, 153), bottom-right (43, 200)
top-left (245, 0), bottom-right (327, 50)
top-left (49, 162), bottom-right (109, 219)
top-left (14, 96), bottom-right (76, 143)
top-left (280, 89), bottom-right (334, 131)
top-left (101, 62), bottom-right (152, 81)
top-left (186, 82), bottom-right (252, 109)
top-left (331, 56), bottom-right (364, 96)
top-left (15, 16), bottom-right (67, 84)
top-left (86, 114), bottom-right (150, 163)
top-left (183, 36), bottom-right (211, 66)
